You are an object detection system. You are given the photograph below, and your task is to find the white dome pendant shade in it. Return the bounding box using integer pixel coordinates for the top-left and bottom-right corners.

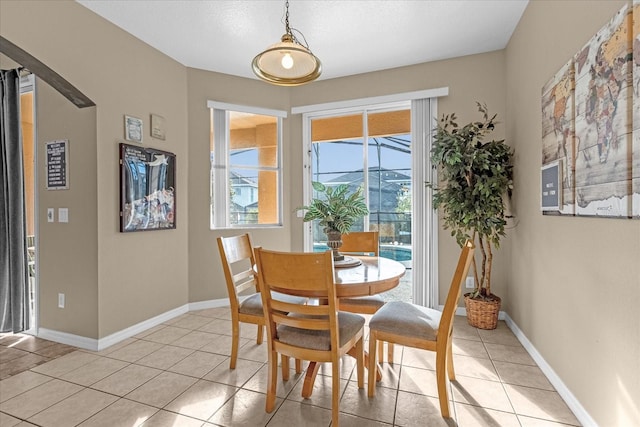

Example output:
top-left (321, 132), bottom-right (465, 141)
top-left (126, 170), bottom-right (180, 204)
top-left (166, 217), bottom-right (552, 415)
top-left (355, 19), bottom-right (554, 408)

top-left (252, 2), bottom-right (322, 86)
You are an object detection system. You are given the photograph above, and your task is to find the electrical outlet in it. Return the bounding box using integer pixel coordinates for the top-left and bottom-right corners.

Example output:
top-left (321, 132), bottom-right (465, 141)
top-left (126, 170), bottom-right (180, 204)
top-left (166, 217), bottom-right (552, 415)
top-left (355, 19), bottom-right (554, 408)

top-left (58, 293), bottom-right (65, 308)
top-left (465, 277), bottom-right (475, 289)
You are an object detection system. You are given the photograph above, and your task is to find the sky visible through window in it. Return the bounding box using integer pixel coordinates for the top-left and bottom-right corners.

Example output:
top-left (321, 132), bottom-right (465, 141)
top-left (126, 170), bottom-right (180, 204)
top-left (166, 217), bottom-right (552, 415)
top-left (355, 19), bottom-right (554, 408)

top-left (312, 136), bottom-right (411, 182)
top-left (228, 135), bottom-right (411, 179)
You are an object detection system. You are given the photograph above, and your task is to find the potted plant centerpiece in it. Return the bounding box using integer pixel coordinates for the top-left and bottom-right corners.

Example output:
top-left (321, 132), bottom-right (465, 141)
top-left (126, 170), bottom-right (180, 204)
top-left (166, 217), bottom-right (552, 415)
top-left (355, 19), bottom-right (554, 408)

top-left (297, 181), bottom-right (369, 261)
top-left (430, 102), bottom-right (514, 330)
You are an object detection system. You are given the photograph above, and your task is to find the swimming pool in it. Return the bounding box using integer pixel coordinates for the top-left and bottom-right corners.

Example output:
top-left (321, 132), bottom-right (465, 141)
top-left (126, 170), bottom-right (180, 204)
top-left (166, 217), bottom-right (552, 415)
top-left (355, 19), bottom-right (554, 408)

top-left (379, 245), bottom-right (412, 262)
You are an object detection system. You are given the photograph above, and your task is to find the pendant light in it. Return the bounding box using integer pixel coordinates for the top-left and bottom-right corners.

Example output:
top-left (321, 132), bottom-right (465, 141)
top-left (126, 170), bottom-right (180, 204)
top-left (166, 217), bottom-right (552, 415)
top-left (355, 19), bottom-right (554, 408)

top-left (252, 0), bottom-right (322, 86)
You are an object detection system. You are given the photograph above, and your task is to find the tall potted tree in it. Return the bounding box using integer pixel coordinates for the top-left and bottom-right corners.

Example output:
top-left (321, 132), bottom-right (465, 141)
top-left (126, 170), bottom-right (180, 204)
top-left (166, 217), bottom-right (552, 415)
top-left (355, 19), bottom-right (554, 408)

top-left (297, 181), bottom-right (369, 261)
top-left (430, 102), bottom-right (514, 329)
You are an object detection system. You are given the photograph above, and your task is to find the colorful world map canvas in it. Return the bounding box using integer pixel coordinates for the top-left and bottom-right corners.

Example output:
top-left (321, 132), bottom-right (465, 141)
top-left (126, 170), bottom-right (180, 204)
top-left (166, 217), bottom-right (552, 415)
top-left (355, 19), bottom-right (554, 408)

top-left (542, 60), bottom-right (575, 215)
top-left (542, 2), bottom-right (640, 218)
top-left (633, 1), bottom-right (640, 216)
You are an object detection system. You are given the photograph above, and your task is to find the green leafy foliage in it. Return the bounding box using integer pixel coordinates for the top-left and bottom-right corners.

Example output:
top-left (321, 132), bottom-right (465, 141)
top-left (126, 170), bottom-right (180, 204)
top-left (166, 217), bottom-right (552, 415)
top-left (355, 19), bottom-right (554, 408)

top-left (429, 103), bottom-right (514, 298)
top-left (297, 182), bottom-right (369, 234)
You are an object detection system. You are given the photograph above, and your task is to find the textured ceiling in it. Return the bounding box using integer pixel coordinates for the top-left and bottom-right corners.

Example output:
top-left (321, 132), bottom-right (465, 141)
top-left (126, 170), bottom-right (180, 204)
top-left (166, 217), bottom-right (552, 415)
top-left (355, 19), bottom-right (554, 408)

top-left (76, 0), bottom-right (528, 82)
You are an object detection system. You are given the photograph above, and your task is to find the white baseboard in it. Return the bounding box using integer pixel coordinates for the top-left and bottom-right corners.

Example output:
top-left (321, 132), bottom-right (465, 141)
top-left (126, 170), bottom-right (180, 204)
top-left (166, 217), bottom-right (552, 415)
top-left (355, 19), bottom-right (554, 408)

top-left (189, 297), bottom-right (230, 311)
top-left (37, 297), bottom-right (230, 352)
top-left (96, 304), bottom-right (190, 351)
top-left (40, 297), bottom-right (597, 426)
top-left (502, 313), bottom-right (597, 427)
top-left (448, 308), bottom-right (595, 426)
top-left (37, 299), bottom-right (596, 426)
top-left (38, 328), bottom-right (99, 351)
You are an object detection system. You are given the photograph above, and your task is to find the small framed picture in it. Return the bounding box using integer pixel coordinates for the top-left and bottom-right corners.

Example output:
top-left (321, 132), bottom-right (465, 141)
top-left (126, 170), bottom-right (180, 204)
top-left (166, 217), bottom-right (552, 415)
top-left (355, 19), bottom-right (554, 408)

top-left (124, 115), bottom-right (143, 143)
top-left (541, 160), bottom-right (562, 211)
top-left (150, 114), bottom-right (166, 140)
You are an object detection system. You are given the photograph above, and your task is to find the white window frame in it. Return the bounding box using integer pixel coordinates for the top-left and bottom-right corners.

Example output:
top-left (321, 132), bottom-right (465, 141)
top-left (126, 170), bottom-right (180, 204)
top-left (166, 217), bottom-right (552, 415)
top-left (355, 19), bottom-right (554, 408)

top-left (293, 87), bottom-right (447, 308)
top-left (208, 100), bottom-right (286, 229)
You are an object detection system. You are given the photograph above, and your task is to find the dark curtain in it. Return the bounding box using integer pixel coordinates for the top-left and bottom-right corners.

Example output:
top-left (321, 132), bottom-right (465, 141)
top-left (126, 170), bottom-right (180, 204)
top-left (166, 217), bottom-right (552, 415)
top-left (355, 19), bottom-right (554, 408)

top-left (0, 68), bottom-right (30, 333)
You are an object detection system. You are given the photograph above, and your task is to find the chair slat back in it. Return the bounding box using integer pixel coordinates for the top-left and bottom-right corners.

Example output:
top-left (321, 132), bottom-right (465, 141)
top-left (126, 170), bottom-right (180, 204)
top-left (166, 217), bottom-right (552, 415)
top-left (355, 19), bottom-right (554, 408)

top-left (339, 231), bottom-right (379, 256)
top-left (232, 269), bottom-right (254, 284)
top-left (439, 240), bottom-right (475, 340)
top-left (271, 300), bottom-right (331, 316)
top-left (257, 249), bottom-right (336, 295)
top-left (274, 312), bottom-right (332, 331)
top-left (255, 249), bottom-right (338, 346)
top-left (217, 234), bottom-right (258, 308)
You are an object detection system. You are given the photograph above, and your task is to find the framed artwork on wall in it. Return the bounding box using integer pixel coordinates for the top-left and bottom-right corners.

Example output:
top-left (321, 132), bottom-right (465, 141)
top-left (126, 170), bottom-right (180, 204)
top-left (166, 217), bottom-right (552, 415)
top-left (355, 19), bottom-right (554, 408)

top-left (573, 4), bottom-right (631, 217)
top-left (119, 143), bottom-right (176, 232)
top-left (541, 59), bottom-right (575, 215)
top-left (541, 160), bottom-right (562, 211)
top-left (150, 113), bottom-right (166, 140)
top-left (124, 115), bottom-right (143, 143)
top-left (541, 2), bottom-right (639, 218)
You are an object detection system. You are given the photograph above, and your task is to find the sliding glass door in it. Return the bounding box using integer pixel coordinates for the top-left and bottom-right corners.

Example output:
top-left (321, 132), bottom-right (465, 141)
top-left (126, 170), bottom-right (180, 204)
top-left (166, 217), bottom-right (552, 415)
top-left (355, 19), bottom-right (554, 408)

top-left (299, 93), bottom-right (442, 308)
top-left (306, 106), bottom-right (413, 301)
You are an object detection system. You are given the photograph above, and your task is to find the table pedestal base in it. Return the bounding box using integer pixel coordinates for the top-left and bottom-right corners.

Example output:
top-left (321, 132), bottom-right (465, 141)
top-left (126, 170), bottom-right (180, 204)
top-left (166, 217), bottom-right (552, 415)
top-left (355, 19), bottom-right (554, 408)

top-left (301, 350), bottom-right (382, 398)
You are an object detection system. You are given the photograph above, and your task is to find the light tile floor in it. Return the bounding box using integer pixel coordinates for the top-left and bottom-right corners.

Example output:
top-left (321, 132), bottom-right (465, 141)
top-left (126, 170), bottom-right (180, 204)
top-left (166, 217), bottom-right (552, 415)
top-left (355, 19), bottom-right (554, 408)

top-left (0, 308), bottom-right (581, 426)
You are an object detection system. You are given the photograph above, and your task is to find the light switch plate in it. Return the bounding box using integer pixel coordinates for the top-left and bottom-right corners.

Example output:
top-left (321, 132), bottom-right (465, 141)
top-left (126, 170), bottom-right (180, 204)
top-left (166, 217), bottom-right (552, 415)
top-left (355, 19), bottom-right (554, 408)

top-left (47, 208), bottom-right (54, 223)
top-left (58, 208), bottom-right (68, 223)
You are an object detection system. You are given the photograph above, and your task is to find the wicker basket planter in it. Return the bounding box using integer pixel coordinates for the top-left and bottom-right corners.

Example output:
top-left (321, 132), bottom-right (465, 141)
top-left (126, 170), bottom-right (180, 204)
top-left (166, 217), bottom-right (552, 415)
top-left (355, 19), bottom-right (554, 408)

top-left (464, 294), bottom-right (501, 330)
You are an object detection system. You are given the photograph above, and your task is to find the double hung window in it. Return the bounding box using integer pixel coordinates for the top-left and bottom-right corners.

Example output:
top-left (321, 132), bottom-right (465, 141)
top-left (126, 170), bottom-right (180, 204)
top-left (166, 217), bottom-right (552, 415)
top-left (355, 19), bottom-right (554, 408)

top-left (209, 101), bottom-right (285, 228)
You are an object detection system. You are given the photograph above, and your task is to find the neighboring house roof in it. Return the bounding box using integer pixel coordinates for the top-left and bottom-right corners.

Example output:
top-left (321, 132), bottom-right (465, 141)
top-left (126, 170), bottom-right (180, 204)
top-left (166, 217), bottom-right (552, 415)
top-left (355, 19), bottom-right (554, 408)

top-left (229, 171), bottom-right (258, 209)
top-left (229, 171), bottom-right (257, 187)
top-left (328, 167), bottom-right (410, 186)
top-left (327, 167), bottom-right (411, 215)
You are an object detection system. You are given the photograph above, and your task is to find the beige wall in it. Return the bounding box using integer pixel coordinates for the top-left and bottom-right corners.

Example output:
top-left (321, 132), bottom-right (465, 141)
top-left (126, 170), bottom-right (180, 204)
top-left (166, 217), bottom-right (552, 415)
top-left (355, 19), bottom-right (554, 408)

top-left (1, 0), bottom-right (190, 338)
top-left (186, 68), bottom-right (294, 303)
top-left (188, 52), bottom-right (509, 303)
top-left (35, 81), bottom-right (99, 338)
top-left (185, 57), bottom-right (509, 305)
top-left (3, 1), bottom-right (639, 423)
top-left (506, 1), bottom-right (640, 425)
top-left (0, 0), bottom-right (509, 334)
top-left (289, 51), bottom-right (510, 308)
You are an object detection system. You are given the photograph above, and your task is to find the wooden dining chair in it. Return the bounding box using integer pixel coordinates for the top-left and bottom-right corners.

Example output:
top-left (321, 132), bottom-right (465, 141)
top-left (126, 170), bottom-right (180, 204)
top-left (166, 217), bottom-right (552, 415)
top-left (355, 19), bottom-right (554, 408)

top-left (217, 233), bottom-right (305, 371)
top-left (338, 230), bottom-right (379, 256)
top-left (367, 239), bottom-right (475, 418)
top-left (337, 231), bottom-right (393, 362)
top-left (255, 248), bottom-right (365, 427)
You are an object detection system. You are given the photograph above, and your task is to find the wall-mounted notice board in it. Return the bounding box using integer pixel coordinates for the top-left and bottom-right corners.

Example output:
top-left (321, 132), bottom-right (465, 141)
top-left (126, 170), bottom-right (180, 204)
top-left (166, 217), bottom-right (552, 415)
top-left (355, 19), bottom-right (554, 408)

top-left (45, 139), bottom-right (69, 190)
top-left (541, 160), bottom-right (561, 211)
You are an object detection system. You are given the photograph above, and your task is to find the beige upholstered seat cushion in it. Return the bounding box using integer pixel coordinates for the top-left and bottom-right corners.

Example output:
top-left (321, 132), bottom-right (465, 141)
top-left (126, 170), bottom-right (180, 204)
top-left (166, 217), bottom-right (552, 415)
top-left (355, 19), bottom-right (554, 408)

top-left (369, 301), bottom-right (441, 341)
top-left (239, 292), bottom-right (307, 316)
top-left (238, 293), bottom-right (264, 316)
top-left (339, 294), bottom-right (385, 308)
top-left (277, 312), bottom-right (365, 351)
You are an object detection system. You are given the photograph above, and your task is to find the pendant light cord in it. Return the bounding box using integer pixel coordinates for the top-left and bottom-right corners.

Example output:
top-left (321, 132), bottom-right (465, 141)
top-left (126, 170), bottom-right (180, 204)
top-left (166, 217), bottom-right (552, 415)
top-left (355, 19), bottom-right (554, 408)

top-left (284, 0), bottom-right (291, 35)
top-left (283, 0), bottom-right (312, 51)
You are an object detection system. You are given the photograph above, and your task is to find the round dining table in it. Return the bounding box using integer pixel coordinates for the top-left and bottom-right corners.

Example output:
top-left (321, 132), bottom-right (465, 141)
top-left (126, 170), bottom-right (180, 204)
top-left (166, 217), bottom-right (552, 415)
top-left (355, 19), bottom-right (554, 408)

top-left (333, 256), bottom-right (406, 297)
top-left (301, 255), bottom-right (406, 397)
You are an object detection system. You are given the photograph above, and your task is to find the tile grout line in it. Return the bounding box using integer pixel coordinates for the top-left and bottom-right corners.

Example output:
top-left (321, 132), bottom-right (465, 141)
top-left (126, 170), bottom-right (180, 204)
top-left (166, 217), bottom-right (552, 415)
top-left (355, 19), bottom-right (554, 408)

top-left (2, 316), bottom-right (580, 427)
top-left (479, 331), bottom-right (524, 427)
